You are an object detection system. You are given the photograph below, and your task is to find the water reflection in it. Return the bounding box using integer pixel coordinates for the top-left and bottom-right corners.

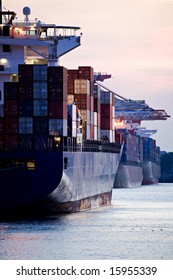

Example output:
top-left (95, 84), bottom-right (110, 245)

top-left (0, 184), bottom-right (173, 260)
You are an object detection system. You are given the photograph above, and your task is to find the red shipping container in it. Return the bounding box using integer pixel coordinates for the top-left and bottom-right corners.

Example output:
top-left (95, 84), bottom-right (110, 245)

top-left (101, 104), bottom-right (112, 117)
top-left (18, 64), bottom-right (34, 82)
top-left (0, 118), bottom-right (4, 135)
top-left (97, 112), bottom-right (101, 128)
top-left (4, 117), bottom-right (18, 134)
top-left (4, 100), bottom-right (19, 117)
top-left (19, 82), bottom-right (33, 99)
top-left (68, 69), bottom-right (79, 79)
top-left (48, 66), bottom-right (68, 83)
top-left (48, 101), bottom-right (67, 119)
top-left (74, 94), bottom-right (90, 110)
top-left (0, 135), bottom-right (3, 150)
top-left (90, 96), bottom-right (94, 112)
top-left (90, 125), bottom-right (94, 140)
top-left (90, 82), bottom-right (94, 97)
top-left (78, 66), bottom-right (94, 82)
top-left (4, 82), bottom-right (19, 100)
top-left (67, 79), bottom-right (74, 94)
top-left (101, 116), bottom-right (112, 130)
top-left (115, 133), bottom-right (123, 144)
top-left (48, 82), bottom-right (67, 102)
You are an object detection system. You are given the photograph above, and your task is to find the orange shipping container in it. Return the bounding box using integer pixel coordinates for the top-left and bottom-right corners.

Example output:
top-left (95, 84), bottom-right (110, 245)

top-left (74, 79), bottom-right (90, 95)
top-left (74, 94), bottom-right (90, 110)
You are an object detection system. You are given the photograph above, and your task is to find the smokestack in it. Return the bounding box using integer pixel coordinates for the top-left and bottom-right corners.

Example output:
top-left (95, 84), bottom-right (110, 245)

top-left (0, 1), bottom-right (2, 24)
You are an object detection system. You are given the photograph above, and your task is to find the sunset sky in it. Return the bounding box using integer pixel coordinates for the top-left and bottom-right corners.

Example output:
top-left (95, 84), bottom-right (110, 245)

top-left (4, 0), bottom-right (173, 151)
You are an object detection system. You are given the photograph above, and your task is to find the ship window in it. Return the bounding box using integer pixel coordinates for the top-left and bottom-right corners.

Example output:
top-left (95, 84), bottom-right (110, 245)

top-left (3, 44), bottom-right (10, 52)
top-left (27, 161), bottom-right (35, 170)
top-left (10, 74), bottom-right (18, 82)
top-left (0, 65), bottom-right (5, 71)
top-left (0, 159), bottom-right (35, 170)
top-left (3, 26), bottom-right (10, 36)
top-left (64, 157), bottom-right (68, 169)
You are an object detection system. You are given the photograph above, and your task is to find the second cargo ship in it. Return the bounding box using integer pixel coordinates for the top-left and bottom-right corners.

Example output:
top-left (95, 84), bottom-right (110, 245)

top-left (114, 125), bottom-right (161, 188)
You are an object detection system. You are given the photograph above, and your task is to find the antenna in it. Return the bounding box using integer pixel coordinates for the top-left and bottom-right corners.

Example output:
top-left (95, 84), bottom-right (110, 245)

top-left (23, 6), bottom-right (31, 23)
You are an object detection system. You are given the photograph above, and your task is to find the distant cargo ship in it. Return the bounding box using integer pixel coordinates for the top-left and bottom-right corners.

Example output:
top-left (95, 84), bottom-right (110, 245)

top-left (114, 128), bottom-right (143, 188)
top-left (114, 126), bottom-right (161, 188)
top-left (0, 2), bottom-right (122, 213)
top-left (141, 137), bottom-right (161, 185)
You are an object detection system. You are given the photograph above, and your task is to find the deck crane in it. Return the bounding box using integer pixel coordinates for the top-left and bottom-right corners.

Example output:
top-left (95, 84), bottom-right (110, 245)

top-left (94, 79), bottom-right (170, 124)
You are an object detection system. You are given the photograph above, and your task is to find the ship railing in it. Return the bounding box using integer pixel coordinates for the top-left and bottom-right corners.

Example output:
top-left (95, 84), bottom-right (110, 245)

top-left (123, 160), bottom-right (142, 167)
top-left (0, 34), bottom-right (38, 39)
top-left (82, 140), bottom-right (121, 153)
top-left (0, 34), bottom-right (78, 41)
top-left (63, 140), bottom-right (121, 153)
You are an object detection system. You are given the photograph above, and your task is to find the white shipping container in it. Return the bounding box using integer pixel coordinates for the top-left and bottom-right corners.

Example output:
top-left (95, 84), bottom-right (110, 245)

top-left (112, 130), bottom-right (115, 143)
top-left (94, 112), bottom-right (97, 126)
top-left (77, 133), bottom-right (83, 144)
top-left (86, 124), bottom-right (90, 140)
top-left (112, 117), bottom-right (115, 131)
top-left (72, 120), bottom-right (77, 137)
top-left (49, 119), bottom-right (67, 136)
top-left (94, 126), bottom-right (98, 140)
top-left (90, 111), bottom-right (94, 125)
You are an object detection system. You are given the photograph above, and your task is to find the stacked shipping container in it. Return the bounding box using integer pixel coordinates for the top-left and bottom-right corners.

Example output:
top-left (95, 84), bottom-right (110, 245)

top-left (93, 84), bottom-right (100, 141)
top-left (100, 90), bottom-right (115, 143)
top-left (1, 64), bottom-right (116, 150)
top-left (48, 66), bottom-right (68, 139)
top-left (3, 82), bottom-right (19, 150)
top-left (142, 137), bottom-right (159, 163)
top-left (2, 64), bottom-right (68, 151)
top-left (67, 66), bottom-right (115, 142)
top-left (67, 67), bottom-right (94, 140)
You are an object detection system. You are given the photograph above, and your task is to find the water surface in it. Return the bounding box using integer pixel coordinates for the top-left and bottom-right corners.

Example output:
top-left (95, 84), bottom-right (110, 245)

top-left (0, 183), bottom-right (172, 260)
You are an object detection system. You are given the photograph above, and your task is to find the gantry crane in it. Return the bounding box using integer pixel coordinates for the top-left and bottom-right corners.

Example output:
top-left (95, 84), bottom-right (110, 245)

top-left (94, 80), bottom-right (170, 124)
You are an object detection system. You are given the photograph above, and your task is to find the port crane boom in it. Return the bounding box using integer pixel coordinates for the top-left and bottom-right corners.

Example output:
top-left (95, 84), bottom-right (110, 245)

top-left (94, 80), bottom-right (170, 123)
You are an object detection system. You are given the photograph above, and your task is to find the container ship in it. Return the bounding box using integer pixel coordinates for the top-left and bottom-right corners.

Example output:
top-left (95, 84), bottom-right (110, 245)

top-left (141, 135), bottom-right (161, 185)
top-left (0, 2), bottom-right (122, 213)
top-left (113, 124), bottom-right (161, 188)
top-left (94, 76), bottom-right (169, 188)
top-left (114, 127), bottom-right (143, 188)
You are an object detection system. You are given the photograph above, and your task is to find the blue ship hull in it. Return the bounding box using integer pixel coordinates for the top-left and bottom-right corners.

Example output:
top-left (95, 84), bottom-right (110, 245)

top-left (0, 151), bottom-right (63, 211)
top-left (0, 149), bottom-right (121, 213)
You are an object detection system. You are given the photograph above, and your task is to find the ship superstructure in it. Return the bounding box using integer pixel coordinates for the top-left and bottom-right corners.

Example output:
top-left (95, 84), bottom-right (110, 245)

top-left (0, 2), bottom-right (81, 107)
